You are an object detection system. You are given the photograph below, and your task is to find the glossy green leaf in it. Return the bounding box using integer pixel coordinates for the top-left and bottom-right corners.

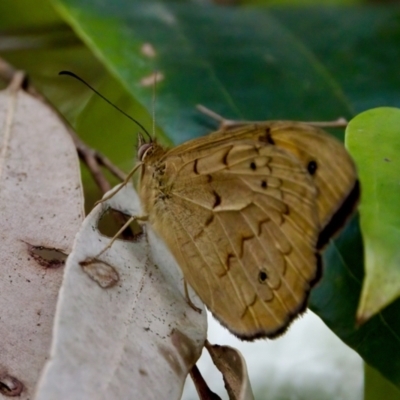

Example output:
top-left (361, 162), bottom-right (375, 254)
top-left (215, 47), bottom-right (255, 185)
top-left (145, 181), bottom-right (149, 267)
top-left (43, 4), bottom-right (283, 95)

top-left (346, 107), bottom-right (400, 322)
top-left (364, 363), bottom-right (400, 400)
top-left (52, 0), bottom-right (354, 143)
top-left (271, 7), bottom-right (400, 114)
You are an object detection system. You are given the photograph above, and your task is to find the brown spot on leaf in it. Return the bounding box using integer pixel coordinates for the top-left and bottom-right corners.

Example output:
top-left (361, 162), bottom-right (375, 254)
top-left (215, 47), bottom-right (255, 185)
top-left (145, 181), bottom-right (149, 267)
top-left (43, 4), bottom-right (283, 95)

top-left (141, 43), bottom-right (156, 58)
top-left (97, 208), bottom-right (142, 241)
top-left (0, 373), bottom-right (24, 396)
top-left (158, 345), bottom-right (183, 376)
top-left (170, 329), bottom-right (201, 369)
top-left (140, 72), bottom-right (164, 87)
top-left (27, 244), bottom-right (67, 269)
top-left (79, 259), bottom-right (119, 288)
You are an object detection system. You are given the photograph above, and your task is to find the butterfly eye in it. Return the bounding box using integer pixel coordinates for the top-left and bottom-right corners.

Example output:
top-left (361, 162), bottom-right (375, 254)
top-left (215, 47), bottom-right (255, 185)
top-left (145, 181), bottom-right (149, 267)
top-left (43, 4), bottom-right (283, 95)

top-left (138, 143), bottom-right (153, 161)
top-left (258, 270), bottom-right (268, 284)
top-left (307, 160), bottom-right (318, 175)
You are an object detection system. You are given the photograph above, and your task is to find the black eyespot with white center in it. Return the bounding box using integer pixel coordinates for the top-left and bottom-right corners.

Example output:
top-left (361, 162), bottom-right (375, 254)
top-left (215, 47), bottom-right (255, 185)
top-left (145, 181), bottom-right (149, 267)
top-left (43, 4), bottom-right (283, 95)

top-left (258, 270), bottom-right (268, 284)
top-left (307, 160), bottom-right (317, 175)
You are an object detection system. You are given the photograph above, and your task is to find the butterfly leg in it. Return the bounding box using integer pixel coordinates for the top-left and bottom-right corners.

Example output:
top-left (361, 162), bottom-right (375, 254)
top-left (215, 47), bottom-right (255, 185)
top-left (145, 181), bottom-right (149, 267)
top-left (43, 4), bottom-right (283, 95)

top-left (184, 280), bottom-right (202, 314)
top-left (95, 162), bottom-right (143, 206)
top-left (92, 214), bottom-right (148, 260)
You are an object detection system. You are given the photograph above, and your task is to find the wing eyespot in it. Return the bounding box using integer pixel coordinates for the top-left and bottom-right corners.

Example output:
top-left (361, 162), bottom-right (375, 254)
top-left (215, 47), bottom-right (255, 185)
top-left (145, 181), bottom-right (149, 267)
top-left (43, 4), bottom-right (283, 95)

top-left (250, 161), bottom-right (257, 171)
top-left (307, 160), bottom-right (317, 175)
top-left (258, 270), bottom-right (268, 284)
top-left (261, 180), bottom-right (267, 189)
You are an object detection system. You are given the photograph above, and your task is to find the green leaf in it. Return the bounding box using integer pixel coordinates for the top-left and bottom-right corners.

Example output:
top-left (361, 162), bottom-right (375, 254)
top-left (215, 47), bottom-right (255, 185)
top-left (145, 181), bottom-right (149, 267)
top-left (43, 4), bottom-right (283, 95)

top-left (52, 0), bottom-right (353, 143)
top-left (310, 215), bottom-right (400, 389)
top-left (271, 7), bottom-right (400, 114)
top-left (364, 363), bottom-right (400, 400)
top-left (346, 107), bottom-right (400, 322)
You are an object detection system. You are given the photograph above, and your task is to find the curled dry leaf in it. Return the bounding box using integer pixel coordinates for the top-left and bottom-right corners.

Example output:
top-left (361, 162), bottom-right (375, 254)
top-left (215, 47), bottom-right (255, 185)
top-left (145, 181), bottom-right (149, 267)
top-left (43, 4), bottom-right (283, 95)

top-left (189, 365), bottom-right (222, 400)
top-left (205, 342), bottom-right (254, 400)
top-left (0, 76), bottom-right (84, 399)
top-left (35, 184), bottom-right (207, 400)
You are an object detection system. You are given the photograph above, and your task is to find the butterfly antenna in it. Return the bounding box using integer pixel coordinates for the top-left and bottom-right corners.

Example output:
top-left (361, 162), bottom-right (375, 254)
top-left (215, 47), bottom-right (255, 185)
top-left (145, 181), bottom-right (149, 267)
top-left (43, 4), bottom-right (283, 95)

top-left (59, 71), bottom-right (152, 141)
top-left (152, 71), bottom-right (158, 139)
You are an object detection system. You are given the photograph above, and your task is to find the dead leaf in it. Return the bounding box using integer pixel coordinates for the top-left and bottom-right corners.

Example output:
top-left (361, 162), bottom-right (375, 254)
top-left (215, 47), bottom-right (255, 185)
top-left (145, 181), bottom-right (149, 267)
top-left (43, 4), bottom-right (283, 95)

top-left (35, 184), bottom-right (207, 400)
top-left (0, 75), bottom-right (84, 399)
top-left (206, 342), bottom-right (254, 400)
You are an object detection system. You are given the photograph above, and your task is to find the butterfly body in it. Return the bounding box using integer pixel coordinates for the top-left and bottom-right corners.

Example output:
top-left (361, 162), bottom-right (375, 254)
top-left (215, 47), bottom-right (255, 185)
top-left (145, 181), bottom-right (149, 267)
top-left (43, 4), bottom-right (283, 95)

top-left (137, 121), bottom-right (358, 340)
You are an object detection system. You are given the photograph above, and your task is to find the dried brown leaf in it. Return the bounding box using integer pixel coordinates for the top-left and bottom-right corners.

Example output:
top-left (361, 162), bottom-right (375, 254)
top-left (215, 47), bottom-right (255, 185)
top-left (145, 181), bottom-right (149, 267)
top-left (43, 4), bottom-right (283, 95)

top-left (35, 184), bottom-right (207, 400)
top-left (0, 77), bottom-right (83, 399)
top-left (206, 342), bottom-right (254, 400)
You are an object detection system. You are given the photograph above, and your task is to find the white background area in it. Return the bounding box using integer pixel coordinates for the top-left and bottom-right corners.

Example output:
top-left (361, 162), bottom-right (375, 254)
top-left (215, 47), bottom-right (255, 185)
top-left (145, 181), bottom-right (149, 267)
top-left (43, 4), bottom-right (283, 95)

top-left (183, 310), bottom-right (363, 400)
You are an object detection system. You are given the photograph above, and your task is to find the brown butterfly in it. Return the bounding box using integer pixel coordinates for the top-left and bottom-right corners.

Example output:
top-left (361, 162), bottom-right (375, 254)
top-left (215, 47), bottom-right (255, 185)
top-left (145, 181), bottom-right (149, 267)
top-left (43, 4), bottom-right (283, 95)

top-left (135, 113), bottom-right (359, 340)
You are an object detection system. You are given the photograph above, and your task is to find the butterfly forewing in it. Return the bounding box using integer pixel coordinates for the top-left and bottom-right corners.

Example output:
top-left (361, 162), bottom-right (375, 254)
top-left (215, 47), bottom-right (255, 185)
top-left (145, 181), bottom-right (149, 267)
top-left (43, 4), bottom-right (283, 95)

top-left (139, 137), bottom-right (322, 339)
top-left (221, 122), bottom-right (358, 233)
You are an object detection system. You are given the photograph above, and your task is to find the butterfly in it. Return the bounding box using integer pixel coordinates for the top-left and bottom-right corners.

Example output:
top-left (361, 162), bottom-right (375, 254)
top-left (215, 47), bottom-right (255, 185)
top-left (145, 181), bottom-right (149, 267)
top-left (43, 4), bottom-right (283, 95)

top-left (134, 113), bottom-right (359, 341)
top-left (57, 71), bottom-right (357, 339)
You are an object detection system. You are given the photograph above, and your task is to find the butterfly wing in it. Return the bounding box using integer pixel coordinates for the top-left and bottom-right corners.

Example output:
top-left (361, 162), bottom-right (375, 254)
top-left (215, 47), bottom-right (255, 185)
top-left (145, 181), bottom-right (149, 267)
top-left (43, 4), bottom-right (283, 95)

top-left (163, 121), bottom-right (359, 247)
top-left (140, 140), bottom-right (321, 339)
top-left (224, 122), bottom-right (359, 246)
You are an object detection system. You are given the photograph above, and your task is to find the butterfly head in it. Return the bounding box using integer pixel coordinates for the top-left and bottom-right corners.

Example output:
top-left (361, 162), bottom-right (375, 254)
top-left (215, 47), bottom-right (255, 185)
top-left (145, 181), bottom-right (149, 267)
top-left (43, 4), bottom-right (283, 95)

top-left (137, 132), bottom-right (165, 164)
top-left (137, 132), bottom-right (154, 161)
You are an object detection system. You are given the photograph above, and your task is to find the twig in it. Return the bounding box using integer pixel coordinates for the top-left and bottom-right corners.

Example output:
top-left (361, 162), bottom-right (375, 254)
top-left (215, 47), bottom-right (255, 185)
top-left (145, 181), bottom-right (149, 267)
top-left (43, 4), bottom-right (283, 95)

top-left (0, 56), bottom-right (127, 192)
